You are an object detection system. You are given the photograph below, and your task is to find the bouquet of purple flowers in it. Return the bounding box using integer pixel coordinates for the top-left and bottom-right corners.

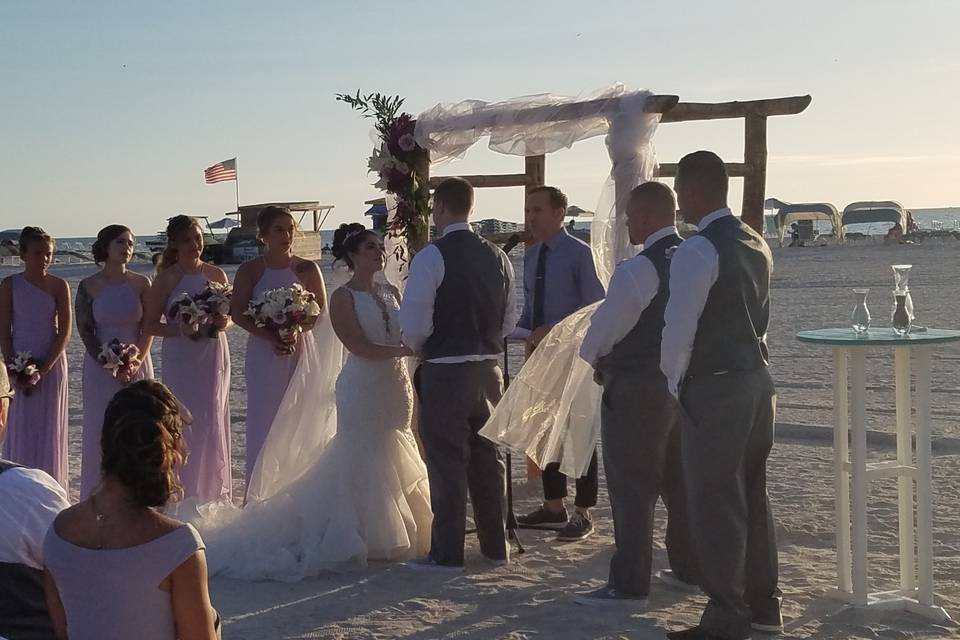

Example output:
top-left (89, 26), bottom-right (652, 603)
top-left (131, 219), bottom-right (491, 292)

top-left (97, 339), bottom-right (141, 380)
top-left (168, 282), bottom-right (233, 337)
top-left (6, 352), bottom-right (41, 396)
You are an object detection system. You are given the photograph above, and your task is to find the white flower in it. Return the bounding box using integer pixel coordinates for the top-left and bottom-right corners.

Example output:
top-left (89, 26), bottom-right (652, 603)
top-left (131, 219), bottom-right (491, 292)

top-left (304, 300), bottom-right (321, 317)
top-left (398, 133), bottom-right (417, 152)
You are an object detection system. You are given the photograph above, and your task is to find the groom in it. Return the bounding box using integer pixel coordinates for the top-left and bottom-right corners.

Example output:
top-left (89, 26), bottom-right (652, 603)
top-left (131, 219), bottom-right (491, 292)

top-left (400, 177), bottom-right (520, 570)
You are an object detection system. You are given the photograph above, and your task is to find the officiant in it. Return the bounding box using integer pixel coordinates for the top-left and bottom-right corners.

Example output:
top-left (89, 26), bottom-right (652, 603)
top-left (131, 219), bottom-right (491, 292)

top-left (513, 186), bottom-right (605, 542)
top-left (576, 181), bottom-right (698, 605)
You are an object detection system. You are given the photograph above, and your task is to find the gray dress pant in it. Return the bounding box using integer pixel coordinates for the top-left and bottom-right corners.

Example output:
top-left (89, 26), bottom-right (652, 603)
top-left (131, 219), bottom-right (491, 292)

top-left (679, 367), bottom-right (780, 640)
top-left (415, 360), bottom-right (507, 566)
top-left (601, 366), bottom-right (698, 596)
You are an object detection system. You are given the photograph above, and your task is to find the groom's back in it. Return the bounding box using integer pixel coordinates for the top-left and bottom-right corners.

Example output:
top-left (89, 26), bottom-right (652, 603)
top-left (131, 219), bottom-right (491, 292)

top-left (423, 231), bottom-right (508, 361)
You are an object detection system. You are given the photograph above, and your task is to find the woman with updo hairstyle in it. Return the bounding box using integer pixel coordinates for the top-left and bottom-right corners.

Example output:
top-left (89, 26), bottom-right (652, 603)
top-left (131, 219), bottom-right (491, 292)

top-left (144, 215), bottom-right (233, 504)
top-left (0, 226), bottom-right (71, 487)
top-left (77, 225), bottom-right (154, 498)
top-left (230, 205), bottom-right (328, 489)
top-left (43, 380), bottom-right (219, 640)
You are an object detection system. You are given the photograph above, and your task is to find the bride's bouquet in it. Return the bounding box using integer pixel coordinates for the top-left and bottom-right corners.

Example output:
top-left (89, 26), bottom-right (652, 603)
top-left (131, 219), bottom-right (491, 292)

top-left (97, 339), bottom-right (141, 380)
top-left (6, 351), bottom-right (41, 396)
top-left (245, 283), bottom-right (321, 346)
top-left (168, 282), bottom-right (233, 337)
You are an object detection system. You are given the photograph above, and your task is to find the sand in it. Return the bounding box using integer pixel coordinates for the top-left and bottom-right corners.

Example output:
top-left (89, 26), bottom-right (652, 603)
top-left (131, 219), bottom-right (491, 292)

top-left (6, 237), bottom-right (960, 638)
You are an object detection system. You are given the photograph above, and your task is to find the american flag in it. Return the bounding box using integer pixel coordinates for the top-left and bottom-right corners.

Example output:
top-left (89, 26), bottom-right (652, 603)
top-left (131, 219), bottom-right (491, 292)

top-left (204, 158), bottom-right (237, 184)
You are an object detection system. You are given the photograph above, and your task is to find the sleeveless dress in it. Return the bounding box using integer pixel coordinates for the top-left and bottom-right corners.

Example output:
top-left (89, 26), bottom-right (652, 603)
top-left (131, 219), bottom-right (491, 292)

top-left (205, 286), bottom-right (431, 580)
top-left (43, 524), bottom-right (204, 640)
top-left (243, 265), bottom-right (303, 486)
top-left (2, 274), bottom-right (69, 488)
top-left (79, 281), bottom-right (154, 499)
top-left (162, 273), bottom-right (231, 505)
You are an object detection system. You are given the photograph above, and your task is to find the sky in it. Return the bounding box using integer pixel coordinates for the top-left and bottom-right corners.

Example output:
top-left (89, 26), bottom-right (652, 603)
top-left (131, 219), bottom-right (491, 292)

top-left (2, 1), bottom-right (958, 237)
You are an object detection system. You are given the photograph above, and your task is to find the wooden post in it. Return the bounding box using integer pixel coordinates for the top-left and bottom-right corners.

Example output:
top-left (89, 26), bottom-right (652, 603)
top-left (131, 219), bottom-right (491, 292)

top-left (742, 113), bottom-right (768, 234)
top-left (525, 155), bottom-right (545, 193)
top-left (409, 151), bottom-right (431, 252)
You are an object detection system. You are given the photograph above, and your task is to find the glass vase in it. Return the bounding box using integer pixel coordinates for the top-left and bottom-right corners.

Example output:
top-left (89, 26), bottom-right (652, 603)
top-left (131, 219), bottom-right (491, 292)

top-left (890, 264), bottom-right (915, 336)
top-left (851, 289), bottom-right (870, 334)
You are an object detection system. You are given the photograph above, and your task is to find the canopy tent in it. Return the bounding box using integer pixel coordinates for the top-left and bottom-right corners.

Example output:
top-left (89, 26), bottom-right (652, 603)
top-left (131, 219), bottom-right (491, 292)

top-left (208, 216), bottom-right (240, 229)
top-left (776, 202), bottom-right (843, 243)
top-left (842, 201), bottom-right (908, 231)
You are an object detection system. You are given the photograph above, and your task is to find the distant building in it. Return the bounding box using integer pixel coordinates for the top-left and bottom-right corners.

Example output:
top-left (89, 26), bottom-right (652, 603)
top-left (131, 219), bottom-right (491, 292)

top-left (472, 219), bottom-right (524, 235)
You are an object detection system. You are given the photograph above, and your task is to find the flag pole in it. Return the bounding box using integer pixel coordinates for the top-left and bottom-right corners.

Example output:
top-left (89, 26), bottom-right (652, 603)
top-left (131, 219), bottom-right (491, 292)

top-left (234, 157), bottom-right (240, 213)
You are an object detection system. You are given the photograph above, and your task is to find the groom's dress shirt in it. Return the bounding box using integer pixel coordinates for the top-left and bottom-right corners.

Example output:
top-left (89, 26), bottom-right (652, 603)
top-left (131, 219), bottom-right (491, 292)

top-left (515, 228), bottom-right (605, 340)
top-left (579, 225), bottom-right (679, 368)
top-left (400, 222), bottom-right (519, 364)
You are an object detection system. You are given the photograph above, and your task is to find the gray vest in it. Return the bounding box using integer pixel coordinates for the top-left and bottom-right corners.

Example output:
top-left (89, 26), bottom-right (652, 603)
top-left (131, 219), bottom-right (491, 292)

top-left (0, 459), bottom-right (57, 640)
top-left (600, 232), bottom-right (681, 374)
top-left (686, 215), bottom-right (772, 378)
top-left (421, 231), bottom-right (509, 361)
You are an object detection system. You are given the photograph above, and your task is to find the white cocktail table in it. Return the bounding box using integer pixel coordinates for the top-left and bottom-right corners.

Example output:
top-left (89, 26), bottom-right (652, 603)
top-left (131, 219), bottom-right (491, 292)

top-left (796, 327), bottom-right (960, 624)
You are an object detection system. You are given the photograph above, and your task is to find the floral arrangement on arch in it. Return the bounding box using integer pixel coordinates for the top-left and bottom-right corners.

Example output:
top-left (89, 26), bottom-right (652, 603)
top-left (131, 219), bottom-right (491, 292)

top-left (335, 90), bottom-right (431, 258)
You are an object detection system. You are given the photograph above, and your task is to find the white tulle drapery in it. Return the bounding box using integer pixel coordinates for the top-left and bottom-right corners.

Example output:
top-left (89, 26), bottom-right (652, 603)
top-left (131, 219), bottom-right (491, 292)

top-left (589, 92), bottom-right (661, 285)
top-left (246, 309), bottom-right (345, 503)
top-left (479, 303), bottom-right (601, 478)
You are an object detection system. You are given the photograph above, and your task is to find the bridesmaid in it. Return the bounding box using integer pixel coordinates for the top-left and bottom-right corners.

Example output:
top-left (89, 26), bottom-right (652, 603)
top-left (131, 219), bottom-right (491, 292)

top-left (77, 225), bottom-right (154, 498)
top-left (231, 206), bottom-right (326, 489)
top-left (144, 216), bottom-right (232, 505)
top-left (0, 227), bottom-right (71, 487)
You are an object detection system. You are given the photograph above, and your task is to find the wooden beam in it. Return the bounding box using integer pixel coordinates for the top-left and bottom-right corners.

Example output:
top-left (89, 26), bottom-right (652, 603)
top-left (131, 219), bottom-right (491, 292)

top-left (741, 113), bottom-right (768, 234)
top-left (658, 162), bottom-right (748, 178)
top-left (428, 173), bottom-right (535, 189)
top-left (423, 94), bottom-right (680, 134)
top-left (661, 95), bottom-right (811, 123)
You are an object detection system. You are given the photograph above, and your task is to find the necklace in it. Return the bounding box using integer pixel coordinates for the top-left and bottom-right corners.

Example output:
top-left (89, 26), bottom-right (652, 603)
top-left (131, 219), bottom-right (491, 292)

top-left (89, 492), bottom-right (139, 550)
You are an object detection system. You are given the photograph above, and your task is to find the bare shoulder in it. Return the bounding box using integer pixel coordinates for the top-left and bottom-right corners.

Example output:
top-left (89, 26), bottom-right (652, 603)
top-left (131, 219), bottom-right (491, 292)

top-left (235, 258), bottom-right (262, 282)
top-left (127, 271), bottom-right (151, 290)
top-left (0, 275), bottom-right (12, 291)
top-left (293, 257), bottom-right (321, 277)
top-left (151, 511), bottom-right (188, 535)
top-left (202, 263), bottom-right (229, 284)
top-left (78, 273), bottom-right (101, 298)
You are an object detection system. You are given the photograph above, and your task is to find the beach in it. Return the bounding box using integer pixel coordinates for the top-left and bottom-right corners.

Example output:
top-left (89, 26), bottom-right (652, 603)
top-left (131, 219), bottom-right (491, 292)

top-left (4, 237), bottom-right (959, 638)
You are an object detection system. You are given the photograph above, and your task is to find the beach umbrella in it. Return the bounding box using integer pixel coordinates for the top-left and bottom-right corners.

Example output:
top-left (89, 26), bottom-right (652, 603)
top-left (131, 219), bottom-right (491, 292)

top-left (566, 205), bottom-right (593, 217)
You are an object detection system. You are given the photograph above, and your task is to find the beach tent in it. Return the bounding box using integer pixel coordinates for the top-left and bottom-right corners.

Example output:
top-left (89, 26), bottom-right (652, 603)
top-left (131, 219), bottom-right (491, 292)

top-left (841, 201), bottom-right (908, 231)
top-left (208, 217), bottom-right (240, 229)
top-left (775, 202), bottom-right (843, 243)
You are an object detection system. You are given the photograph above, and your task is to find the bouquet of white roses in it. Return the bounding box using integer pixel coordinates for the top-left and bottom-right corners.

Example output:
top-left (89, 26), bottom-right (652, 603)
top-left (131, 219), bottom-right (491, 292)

top-left (244, 283), bottom-right (321, 346)
top-left (97, 339), bottom-right (141, 379)
top-left (195, 281), bottom-right (232, 317)
top-left (6, 351), bottom-right (41, 396)
top-left (168, 282), bottom-right (233, 337)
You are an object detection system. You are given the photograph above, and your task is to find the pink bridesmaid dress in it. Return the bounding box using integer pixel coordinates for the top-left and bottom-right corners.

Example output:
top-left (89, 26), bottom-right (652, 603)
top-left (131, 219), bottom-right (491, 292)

top-left (243, 266), bottom-right (303, 487)
top-left (79, 281), bottom-right (154, 498)
top-left (2, 274), bottom-right (69, 488)
top-left (161, 273), bottom-right (231, 504)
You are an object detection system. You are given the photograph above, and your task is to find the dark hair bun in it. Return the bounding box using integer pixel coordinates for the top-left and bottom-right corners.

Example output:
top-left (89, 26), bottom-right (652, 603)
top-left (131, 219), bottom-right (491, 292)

top-left (100, 380), bottom-right (187, 507)
top-left (92, 225), bottom-right (132, 265)
top-left (331, 223), bottom-right (369, 267)
top-left (18, 226), bottom-right (53, 257)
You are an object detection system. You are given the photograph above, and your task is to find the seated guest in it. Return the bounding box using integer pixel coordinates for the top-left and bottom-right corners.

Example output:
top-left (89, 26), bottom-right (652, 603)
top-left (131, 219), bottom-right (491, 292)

top-left (43, 380), bottom-right (219, 640)
top-left (0, 364), bottom-right (69, 640)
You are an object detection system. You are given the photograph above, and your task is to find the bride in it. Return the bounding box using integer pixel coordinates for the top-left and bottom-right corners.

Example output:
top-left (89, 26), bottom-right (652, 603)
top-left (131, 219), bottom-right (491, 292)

top-left (205, 223), bottom-right (431, 580)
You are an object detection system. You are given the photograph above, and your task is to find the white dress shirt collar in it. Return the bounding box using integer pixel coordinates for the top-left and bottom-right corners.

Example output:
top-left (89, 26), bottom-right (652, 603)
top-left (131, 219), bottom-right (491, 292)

top-left (696, 207), bottom-right (734, 231)
top-left (641, 225), bottom-right (680, 249)
top-left (442, 222), bottom-right (473, 236)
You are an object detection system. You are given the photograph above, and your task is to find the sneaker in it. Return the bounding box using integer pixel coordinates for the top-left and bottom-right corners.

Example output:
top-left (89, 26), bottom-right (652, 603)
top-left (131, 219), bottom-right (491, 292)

top-left (574, 586), bottom-right (647, 607)
top-left (656, 569), bottom-right (700, 593)
top-left (404, 557), bottom-right (464, 573)
top-left (517, 505), bottom-right (568, 528)
top-left (556, 511), bottom-right (593, 541)
top-left (751, 608), bottom-right (784, 634)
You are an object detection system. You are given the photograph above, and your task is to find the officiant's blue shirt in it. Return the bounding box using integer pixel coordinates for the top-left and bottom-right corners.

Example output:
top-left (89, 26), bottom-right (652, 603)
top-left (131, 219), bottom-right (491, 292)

top-left (518, 228), bottom-right (605, 330)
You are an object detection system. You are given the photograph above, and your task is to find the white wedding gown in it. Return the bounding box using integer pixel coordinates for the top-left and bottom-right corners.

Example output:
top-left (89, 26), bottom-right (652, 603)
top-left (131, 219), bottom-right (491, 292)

top-left (205, 286), bottom-right (432, 580)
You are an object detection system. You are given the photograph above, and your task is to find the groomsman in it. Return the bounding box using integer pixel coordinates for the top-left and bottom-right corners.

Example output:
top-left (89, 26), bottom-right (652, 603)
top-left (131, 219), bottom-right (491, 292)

top-left (514, 185), bottom-right (605, 542)
top-left (400, 177), bottom-right (519, 570)
top-left (576, 181), bottom-right (698, 606)
top-left (662, 152), bottom-right (781, 640)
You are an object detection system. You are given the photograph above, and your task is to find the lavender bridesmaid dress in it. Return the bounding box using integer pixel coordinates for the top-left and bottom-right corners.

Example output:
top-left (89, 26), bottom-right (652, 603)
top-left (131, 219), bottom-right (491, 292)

top-left (2, 274), bottom-right (69, 488)
top-left (79, 281), bottom-right (154, 498)
top-left (161, 273), bottom-right (231, 504)
top-left (243, 266), bottom-right (303, 487)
